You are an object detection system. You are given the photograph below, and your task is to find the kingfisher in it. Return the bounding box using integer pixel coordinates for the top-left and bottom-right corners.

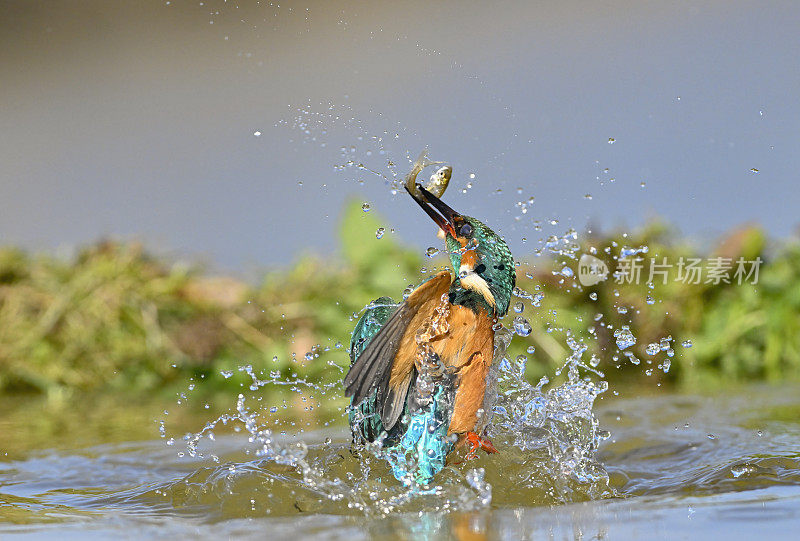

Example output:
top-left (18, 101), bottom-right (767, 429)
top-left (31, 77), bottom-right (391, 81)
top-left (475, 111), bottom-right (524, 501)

top-left (344, 183), bottom-right (516, 484)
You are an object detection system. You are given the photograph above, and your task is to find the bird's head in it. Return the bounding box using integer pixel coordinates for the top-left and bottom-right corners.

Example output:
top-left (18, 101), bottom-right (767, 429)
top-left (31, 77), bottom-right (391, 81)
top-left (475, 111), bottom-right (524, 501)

top-left (406, 184), bottom-right (516, 318)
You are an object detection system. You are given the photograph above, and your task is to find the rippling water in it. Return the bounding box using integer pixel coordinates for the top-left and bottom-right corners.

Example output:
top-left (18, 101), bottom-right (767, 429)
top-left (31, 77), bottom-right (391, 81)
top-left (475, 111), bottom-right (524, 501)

top-left (2, 383), bottom-right (799, 539)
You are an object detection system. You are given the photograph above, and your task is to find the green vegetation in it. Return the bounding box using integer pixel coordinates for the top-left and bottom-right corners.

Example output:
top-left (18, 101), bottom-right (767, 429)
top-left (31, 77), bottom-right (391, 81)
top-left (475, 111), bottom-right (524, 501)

top-left (1, 201), bottom-right (799, 400)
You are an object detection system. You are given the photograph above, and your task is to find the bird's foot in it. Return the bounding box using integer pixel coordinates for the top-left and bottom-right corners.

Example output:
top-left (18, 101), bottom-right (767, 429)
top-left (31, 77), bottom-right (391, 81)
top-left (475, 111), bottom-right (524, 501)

top-left (465, 431), bottom-right (498, 460)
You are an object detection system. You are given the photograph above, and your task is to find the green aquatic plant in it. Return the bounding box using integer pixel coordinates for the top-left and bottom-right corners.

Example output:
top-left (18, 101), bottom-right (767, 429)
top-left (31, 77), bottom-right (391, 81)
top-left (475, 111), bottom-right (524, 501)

top-left (0, 202), bottom-right (798, 399)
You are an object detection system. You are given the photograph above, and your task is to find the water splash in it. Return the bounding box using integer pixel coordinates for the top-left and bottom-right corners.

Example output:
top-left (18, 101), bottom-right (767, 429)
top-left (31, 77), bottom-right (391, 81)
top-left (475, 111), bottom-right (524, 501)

top-left (484, 328), bottom-right (610, 502)
top-left (164, 289), bottom-right (613, 516)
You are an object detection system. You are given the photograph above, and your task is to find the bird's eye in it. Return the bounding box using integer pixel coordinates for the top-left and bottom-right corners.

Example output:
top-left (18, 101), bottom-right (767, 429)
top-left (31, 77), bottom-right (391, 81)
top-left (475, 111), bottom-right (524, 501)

top-left (459, 223), bottom-right (473, 237)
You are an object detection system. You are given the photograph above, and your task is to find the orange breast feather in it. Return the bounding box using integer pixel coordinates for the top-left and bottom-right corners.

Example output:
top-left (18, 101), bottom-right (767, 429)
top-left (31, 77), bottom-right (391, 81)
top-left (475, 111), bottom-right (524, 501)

top-left (388, 278), bottom-right (495, 435)
top-left (441, 305), bottom-right (494, 434)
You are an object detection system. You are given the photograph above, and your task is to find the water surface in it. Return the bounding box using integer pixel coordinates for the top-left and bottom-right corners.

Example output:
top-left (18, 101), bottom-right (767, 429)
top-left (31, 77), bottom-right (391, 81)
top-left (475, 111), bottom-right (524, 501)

top-left (2, 383), bottom-right (798, 539)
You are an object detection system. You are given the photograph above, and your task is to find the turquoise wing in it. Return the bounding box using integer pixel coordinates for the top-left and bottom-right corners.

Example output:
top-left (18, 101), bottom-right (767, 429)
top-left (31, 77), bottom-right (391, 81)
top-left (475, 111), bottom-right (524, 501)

top-left (385, 385), bottom-right (456, 485)
top-left (348, 296), bottom-right (399, 443)
top-left (349, 296), bottom-right (398, 363)
top-left (347, 294), bottom-right (457, 485)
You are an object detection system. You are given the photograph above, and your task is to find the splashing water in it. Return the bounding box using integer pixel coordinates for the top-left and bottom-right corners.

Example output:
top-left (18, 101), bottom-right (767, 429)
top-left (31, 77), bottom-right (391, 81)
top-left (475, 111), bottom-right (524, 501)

top-left (160, 284), bottom-right (614, 516)
top-left (483, 327), bottom-right (611, 503)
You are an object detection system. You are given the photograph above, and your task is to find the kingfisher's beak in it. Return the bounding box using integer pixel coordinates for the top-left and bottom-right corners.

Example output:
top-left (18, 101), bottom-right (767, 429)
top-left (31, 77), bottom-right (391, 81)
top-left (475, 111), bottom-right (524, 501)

top-left (405, 183), bottom-right (460, 238)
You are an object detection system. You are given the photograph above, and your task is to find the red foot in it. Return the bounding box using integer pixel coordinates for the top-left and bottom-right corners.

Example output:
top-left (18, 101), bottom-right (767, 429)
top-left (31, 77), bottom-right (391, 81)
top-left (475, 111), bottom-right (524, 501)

top-left (465, 431), bottom-right (498, 460)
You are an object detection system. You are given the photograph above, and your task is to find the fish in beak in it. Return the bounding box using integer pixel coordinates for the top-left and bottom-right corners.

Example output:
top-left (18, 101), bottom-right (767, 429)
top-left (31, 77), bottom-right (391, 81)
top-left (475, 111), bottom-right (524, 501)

top-left (405, 183), bottom-right (462, 238)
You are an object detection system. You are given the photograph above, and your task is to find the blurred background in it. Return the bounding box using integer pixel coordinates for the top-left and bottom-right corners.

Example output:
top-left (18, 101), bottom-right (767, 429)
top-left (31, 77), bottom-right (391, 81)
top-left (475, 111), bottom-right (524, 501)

top-left (3, 0), bottom-right (799, 267)
top-left (2, 0), bottom-right (800, 450)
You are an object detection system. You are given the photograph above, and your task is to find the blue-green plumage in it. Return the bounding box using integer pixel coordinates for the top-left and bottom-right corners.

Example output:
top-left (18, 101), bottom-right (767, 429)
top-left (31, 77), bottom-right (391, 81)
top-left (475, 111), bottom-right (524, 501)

top-left (384, 385), bottom-right (453, 485)
top-left (348, 296), bottom-right (398, 443)
top-left (348, 295), bottom-right (456, 484)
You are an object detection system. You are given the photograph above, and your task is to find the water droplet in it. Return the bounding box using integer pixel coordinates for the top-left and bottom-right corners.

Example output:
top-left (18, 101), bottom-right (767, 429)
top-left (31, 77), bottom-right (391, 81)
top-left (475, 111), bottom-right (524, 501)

top-left (707, 433), bottom-right (716, 440)
top-left (526, 345), bottom-right (536, 354)
top-left (750, 168), bottom-right (759, 173)
top-left (512, 316), bottom-right (532, 337)
top-left (645, 295), bottom-right (655, 305)
top-left (253, 130), bottom-right (261, 137)
top-left (731, 464), bottom-right (751, 478)
top-left (620, 245), bottom-right (649, 258)
top-left (640, 182), bottom-right (646, 188)
top-left (361, 202), bottom-right (371, 212)
top-left (375, 227), bottom-right (385, 239)
top-left (614, 326), bottom-right (636, 350)
top-left (513, 302), bottom-right (524, 313)
top-left (426, 247), bottom-right (440, 258)
top-left (589, 292), bottom-right (598, 300)
top-left (608, 137), bottom-right (616, 144)
top-left (469, 173), bottom-right (476, 179)
top-left (682, 340), bottom-right (693, 348)
top-left (584, 193), bottom-right (593, 200)
top-left (220, 370), bottom-right (234, 379)
top-left (645, 343), bottom-right (661, 356)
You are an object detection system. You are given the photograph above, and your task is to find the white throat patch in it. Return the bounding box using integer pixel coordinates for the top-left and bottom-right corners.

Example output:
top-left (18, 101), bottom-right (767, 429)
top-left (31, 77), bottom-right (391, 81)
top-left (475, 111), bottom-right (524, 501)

top-left (458, 264), bottom-right (496, 308)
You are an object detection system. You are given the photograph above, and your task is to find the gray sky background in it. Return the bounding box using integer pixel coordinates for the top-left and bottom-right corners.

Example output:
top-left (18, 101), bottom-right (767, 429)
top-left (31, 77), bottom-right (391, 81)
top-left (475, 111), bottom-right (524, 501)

top-left (1, 0), bottom-right (798, 271)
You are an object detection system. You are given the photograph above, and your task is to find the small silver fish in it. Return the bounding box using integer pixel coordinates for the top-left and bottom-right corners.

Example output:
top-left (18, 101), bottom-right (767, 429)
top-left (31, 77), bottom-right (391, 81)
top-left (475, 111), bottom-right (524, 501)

top-left (425, 165), bottom-right (452, 199)
top-left (404, 149), bottom-right (452, 199)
